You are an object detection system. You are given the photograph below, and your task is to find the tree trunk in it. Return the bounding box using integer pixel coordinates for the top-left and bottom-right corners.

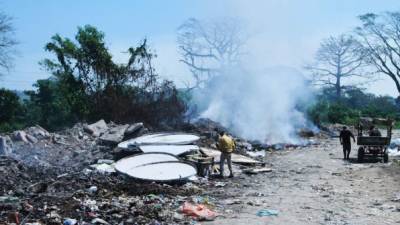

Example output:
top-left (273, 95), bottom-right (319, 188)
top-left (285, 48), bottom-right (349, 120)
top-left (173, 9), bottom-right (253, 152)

top-left (385, 71), bottom-right (400, 98)
top-left (393, 76), bottom-right (400, 98)
top-left (336, 60), bottom-right (342, 99)
top-left (336, 76), bottom-right (341, 99)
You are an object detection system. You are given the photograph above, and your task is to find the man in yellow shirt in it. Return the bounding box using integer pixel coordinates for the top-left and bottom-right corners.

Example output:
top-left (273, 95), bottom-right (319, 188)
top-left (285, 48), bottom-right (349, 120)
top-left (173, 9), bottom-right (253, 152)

top-left (217, 131), bottom-right (235, 178)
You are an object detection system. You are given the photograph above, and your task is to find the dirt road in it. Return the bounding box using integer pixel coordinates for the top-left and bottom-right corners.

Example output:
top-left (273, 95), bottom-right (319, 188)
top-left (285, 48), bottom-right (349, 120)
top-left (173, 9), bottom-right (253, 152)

top-left (205, 138), bottom-right (400, 225)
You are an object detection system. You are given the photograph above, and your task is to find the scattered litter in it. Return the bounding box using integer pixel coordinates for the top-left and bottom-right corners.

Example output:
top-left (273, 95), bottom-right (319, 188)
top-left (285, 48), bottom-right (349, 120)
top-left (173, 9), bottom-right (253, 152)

top-left (91, 218), bottom-right (110, 224)
top-left (88, 186), bottom-right (98, 194)
top-left (388, 148), bottom-right (400, 157)
top-left (247, 150), bottom-right (265, 158)
top-left (256, 209), bottom-right (279, 217)
top-left (180, 202), bottom-right (218, 221)
top-left (214, 182), bottom-right (226, 187)
top-left (224, 199), bottom-right (243, 205)
top-left (63, 218), bottom-right (77, 225)
top-left (243, 167), bottom-right (272, 174)
top-left (392, 193), bottom-right (400, 202)
top-left (390, 138), bottom-right (400, 149)
top-left (90, 163), bottom-right (116, 174)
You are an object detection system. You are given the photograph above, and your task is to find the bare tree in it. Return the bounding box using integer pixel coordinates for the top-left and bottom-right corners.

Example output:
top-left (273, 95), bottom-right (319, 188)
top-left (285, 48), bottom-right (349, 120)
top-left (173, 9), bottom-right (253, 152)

top-left (306, 34), bottom-right (367, 98)
top-left (177, 18), bottom-right (246, 88)
top-left (355, 12), bottom-right (400, 96)
top-left (0, 11), bottom-right (17, 74)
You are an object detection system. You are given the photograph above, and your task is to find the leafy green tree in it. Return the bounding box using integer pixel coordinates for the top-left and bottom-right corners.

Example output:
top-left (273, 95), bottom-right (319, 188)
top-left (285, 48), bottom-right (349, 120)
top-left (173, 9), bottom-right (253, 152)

top-left (307, 87), bottom-right (400, 126)
top-left (25, 79), bottom-right (87, 130)
top-left (0, 88), bottom-right (24, 131)
top-left (36, 25), bottom-right (185, 128)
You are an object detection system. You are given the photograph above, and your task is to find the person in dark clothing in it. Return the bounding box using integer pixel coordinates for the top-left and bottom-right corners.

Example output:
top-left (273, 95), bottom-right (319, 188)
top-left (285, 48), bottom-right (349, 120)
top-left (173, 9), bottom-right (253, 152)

top-left (339, 126), bottom-right (356, 160)
top-left (368, 125), bottom-right (382, 137)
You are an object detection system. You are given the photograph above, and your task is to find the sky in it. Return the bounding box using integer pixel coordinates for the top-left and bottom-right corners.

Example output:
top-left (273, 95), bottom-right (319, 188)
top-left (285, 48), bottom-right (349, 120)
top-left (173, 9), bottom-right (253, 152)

top-left (0, 0), bottom-right (399, 96)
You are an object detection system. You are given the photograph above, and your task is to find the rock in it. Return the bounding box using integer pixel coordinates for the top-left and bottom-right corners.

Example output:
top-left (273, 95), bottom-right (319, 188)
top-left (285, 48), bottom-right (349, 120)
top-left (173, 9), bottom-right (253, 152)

top-left (84, 120), bottom-right (109, 137)
top-left (124, 122), bottom-right (144, 136)
top-left (12, 130), bottom-right (40, 144)
top-left (12, 131), bottom-right (29, 143)
top-left (26, 125), bottom-right (50, 139)
top-left (0, 136), bottom-right (13, 155)
top-left (25, 134), bottom-right (38, 144)
top-left (100, 124), bottom-right (129, 145)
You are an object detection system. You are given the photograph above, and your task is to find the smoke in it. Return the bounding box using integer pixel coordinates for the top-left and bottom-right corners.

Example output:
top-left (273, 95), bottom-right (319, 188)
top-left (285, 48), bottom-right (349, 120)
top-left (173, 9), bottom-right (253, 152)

top-left (192, 66), bottom-right (314, 144)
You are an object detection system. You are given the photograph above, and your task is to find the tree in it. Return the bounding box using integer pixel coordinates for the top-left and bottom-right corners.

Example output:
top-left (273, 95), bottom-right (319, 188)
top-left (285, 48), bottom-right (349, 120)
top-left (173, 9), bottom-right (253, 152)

top-left (177, 18), bottom-right (246, 88)
top-left (0, 88), bottom-right (25, 131)
top-left (0, 88), bottom-right (21, 122)
top-left (0, 11), bottom-right (17, 74)
top-left (355, 12), bottom-right (400, 97)
top-left (39, 25), bottom-right (185, 127)
top-left (307, 34), bottom-right (367, 99)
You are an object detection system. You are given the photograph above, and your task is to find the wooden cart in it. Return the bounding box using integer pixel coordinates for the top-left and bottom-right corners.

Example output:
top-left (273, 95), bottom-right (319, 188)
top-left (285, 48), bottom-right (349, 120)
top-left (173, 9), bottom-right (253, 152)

top-left (357, 117), bottom-right (394, 163)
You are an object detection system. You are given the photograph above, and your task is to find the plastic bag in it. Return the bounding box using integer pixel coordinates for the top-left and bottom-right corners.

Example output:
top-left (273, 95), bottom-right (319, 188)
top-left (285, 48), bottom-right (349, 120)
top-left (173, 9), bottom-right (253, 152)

top-left (180, 202), bottom-right (217, 221)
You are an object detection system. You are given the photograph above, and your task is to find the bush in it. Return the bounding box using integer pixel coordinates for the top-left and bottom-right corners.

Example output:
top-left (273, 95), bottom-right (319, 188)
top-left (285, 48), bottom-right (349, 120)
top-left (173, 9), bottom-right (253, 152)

top-left (307, 87), bottom-right (400, 126)
top-left (28, 25), bottom-right (186, 130)
top-left (0, 88), bottom-right (25, 132)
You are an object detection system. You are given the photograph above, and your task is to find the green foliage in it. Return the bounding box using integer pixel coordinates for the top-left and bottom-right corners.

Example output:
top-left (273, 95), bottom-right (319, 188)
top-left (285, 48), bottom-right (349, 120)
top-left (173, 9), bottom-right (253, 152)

top-left (0, 25), bottom-right (186, 132)
top-left (0, 88), bottom-right (25, 132)
top-left (24, 78), bottom-right (89, 131)
top-left (307, 87), bottom-right (400, 126)
top-left (27, 25), bottom-right (185, 130)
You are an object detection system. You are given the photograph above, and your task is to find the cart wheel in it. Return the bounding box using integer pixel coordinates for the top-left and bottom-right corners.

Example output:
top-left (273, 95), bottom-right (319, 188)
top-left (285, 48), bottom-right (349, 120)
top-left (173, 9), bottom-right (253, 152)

top-left (384, 152), bottom-right (389, 163)
top-left (358, 147), bottom-right (364, 163)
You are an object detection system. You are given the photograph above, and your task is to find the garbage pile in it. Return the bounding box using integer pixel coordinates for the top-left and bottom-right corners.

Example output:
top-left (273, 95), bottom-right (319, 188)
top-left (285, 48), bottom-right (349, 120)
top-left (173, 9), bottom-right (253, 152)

top-left (0, 156), bottom-right (205, 224)
top-left (0, 120), bottom-right (146, 168)
top-left (0, 118), bottom-right (320, 224)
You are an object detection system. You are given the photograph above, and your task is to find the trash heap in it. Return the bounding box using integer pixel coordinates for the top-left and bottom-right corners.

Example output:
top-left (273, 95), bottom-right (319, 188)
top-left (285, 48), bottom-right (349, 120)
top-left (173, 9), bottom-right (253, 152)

top-left (0, 118), bottom-right (320, 224)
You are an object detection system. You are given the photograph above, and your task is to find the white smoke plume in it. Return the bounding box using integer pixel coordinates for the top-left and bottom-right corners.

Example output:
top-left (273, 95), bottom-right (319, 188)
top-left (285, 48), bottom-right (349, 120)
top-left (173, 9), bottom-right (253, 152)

top-left (192, 66), bottom-right (313, 144)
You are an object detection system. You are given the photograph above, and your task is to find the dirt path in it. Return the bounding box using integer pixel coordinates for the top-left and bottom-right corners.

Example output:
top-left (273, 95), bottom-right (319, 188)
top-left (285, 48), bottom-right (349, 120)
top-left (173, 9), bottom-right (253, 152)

top-left (205, 138), bottom-right (400, 225)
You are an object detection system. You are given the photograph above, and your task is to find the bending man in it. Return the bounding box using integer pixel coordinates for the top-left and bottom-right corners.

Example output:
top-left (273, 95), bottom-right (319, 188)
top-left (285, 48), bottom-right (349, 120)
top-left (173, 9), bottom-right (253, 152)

top-left (217, 131), bottom-right (235, 178)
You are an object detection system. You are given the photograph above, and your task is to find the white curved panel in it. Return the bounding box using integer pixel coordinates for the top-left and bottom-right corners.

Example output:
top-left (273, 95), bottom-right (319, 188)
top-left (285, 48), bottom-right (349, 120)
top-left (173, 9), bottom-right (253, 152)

top-left (139, 145), bottom-right (199, 156)
top-left (118, 133), bottom-right (200, 149)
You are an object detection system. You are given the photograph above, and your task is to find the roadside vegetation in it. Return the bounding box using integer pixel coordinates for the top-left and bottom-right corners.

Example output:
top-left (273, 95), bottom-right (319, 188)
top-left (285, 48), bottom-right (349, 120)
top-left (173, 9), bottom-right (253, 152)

top-left (307, 87), bottom-right (400, 127)
top-left (0, 25), bottom-right (186, 132)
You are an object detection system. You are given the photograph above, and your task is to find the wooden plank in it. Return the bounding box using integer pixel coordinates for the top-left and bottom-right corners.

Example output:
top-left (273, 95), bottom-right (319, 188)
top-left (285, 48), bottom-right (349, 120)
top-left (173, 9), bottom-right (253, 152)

top-left (200, 147), bottom-right (261, 165)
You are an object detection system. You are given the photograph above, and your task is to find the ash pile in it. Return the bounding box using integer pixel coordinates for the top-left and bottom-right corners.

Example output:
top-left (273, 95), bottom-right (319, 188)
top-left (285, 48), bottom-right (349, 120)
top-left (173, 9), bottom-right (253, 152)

top-left (0, 118), bottom-right (322, 224)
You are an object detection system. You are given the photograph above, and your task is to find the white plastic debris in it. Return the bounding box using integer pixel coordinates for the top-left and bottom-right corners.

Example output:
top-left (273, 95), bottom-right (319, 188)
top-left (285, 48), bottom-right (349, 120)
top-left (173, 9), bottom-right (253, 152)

top-left (115, 153), bottom-right (196, 182)
top-left (118, 133), bottom-right (200, 148)
top-left (388, 148), bottom-right (400, 157)
top-left (139, 145), bottom-right (199, 156)
top-left (90, 163), bottom-right (116, 174)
